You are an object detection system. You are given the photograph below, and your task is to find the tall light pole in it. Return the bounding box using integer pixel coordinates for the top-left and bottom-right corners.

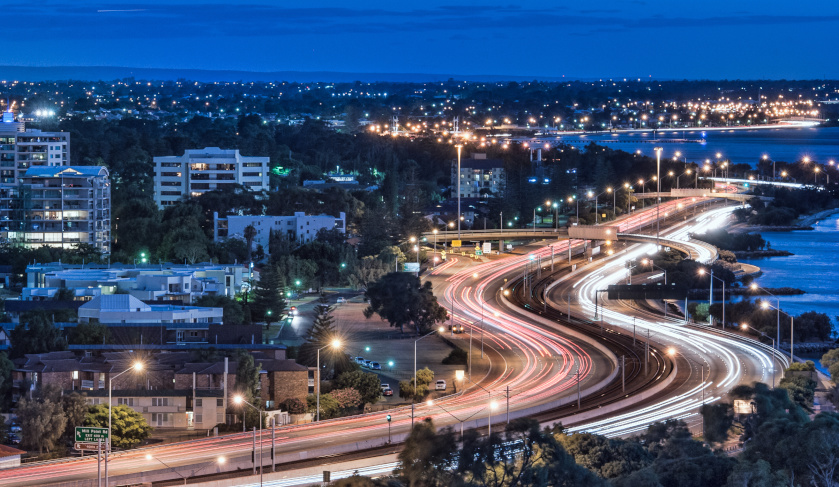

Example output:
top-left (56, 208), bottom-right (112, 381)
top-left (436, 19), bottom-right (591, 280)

top-left (316, 339), bottom-right (342, 421)
top-left (750, 283), bottom-right (781, 352)
top-left (761, 300), bottom-right (795, 363)
top-left (698, 268), bottom-right (725, 328)
top-left (654, 147), bottom-right (663, 247)
top-left (456, 144), bottom-right (462, 239)
top-left (594, 188), bottom-right (612, 225)
top-left (739, 324), bottom-right (776, 388)
top-left (414, 327), bottom-right (445, 425)
top-left (234, 395), bottom-right (263, 485)
top-left (108, 361), bottom-right (143, 486)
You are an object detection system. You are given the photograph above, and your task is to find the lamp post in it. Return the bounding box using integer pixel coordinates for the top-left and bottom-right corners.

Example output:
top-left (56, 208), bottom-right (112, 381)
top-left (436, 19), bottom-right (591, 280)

top-left (594, 188), bottom-right (612, 225)
top-left (760, 300), bottom-right (795, 363)
top-left (234, 396), bottom-right (265, 485)
top-left (316, 339), bottom-right (342, 422)
top-left (641, 258), bottom-right (667, 284)
top-left (667, 348), bottom-right (707, 437)
top-left (414, 327), bottom-right (445, 425)
top-left (740, 324), bottom-right (776, 388)
top-left (698, 268), bottom-right (725, 328)
top-left (763, 154), bottom-right (774, 181)
top-left (108, 361), bottom-right (143, 486)
top-left (750, 283), bottom-right (781, 352)
top-left (654, 147), bottom-right (663, 247)
top-left (456, 144), bottom-right (462, 239)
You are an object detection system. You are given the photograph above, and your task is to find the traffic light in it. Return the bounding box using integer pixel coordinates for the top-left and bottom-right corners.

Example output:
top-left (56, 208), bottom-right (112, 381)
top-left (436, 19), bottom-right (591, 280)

top-left (386, 415), bottom-right (392, 422)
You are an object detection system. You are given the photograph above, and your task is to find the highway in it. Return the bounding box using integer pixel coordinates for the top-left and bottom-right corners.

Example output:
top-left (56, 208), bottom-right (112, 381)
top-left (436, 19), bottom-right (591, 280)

top-left (4, 196), bottom-right (786, 487)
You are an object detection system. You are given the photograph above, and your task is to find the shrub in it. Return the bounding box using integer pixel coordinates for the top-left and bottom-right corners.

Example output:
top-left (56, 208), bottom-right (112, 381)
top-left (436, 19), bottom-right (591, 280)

top-left (280, 397), bottom-right (306, 414)
top-left (442, 347), bottom-right (468, 365)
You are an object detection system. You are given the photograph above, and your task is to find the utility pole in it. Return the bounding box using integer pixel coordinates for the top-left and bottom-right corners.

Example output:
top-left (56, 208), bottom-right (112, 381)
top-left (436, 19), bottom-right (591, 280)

top-left (622, 355), bottom-right (626, 392)
top-left (645, 328), bottom-right (650, 375)
top-left (655, 147), bottom-right (662, 248)
top-left (456, 144), bottom-right (462, 239)
top-left (506, 386), bottom-right (510, 424)
top-left (577, 369), bottom-right (581, 408)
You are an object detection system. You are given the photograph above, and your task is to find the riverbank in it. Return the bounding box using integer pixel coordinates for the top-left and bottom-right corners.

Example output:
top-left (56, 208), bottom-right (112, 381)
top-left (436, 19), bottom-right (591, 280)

top-left (797, 208), bottom-right (839, 227)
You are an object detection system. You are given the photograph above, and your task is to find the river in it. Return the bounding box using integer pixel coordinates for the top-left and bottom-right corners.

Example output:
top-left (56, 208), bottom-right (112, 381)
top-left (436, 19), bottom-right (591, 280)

top-left (738, 213), bottom-right (839, 328)
top-left (572, 126), bottom-right (839, 163)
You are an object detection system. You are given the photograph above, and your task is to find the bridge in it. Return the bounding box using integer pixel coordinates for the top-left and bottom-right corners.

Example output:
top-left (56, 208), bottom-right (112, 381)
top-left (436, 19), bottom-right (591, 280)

top-left (633, 188), bottom-right (767, 202)
top-left (424, 228), bottom-right (570, 244)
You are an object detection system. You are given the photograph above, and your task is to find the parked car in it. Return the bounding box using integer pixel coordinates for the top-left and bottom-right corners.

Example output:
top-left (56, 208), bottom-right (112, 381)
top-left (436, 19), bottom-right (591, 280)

top-left (381, 383), bottom-right (390, 391)
top-left (363, 360), bottom-right (373, 369)
top-left (355, 357), bottom-right (365, 365)
top-left (435, 380), bottom-right (446, 391)
top-left (371, 362), bottom-right (381, 370)
top-left (337, 297), bottom-right (346, 304)
top-left (382, 388), bottom-right (393, 396)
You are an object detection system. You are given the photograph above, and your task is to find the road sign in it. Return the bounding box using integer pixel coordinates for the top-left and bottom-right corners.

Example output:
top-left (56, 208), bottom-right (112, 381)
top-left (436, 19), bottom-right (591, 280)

top-left (75, 426), bottom-right (109, 443)
top-left (74, 442), bottom-right (105, 451)
top-left (452, 239), bottom-right (462, 248)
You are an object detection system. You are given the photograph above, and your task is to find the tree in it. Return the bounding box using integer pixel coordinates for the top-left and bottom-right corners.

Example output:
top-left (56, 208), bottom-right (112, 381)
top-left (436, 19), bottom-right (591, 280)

top-left (235, 349), bottom-right (261, 399)
top-left (556, 431), bottom-right (653, 481)
top-left (9, 310), bottom-right (67, 359)
top-left (0, 351), bottom-right (13, 411)
top-left (243, 224), bottom-right (257, 263)
top-left (699, 403), bottom-right (734, 444)
top-left (251, 265), bottom-right (286, 325)
top-left (333, 370), bottom-right (381, 405)
top-left (364, 272), bottom-right (448, 334)
top-left (17, 391), bottom-right (67, 454)
top-left (298, 294), bottom-right (351, 377)
top-left (307, 393), bottom-right (340, 420)
top-left (194, 295), bottom-right (244, 325)
top-left (68, 321), bottom-right (111, 346)
top-left (330, 388), bottom-right (363, 411)
top-left (86, 404), bottom-right (152, 449)
top-left (395, 419), bottom-right (459, 487)
top-left (61, 392), bottom-right (91, 443)
top-left (822, 348), bottom-right (839, 383)
top-left (399, 367), bottom-right (434, 401)
top-left (347, 256), bottom-right (388, 290)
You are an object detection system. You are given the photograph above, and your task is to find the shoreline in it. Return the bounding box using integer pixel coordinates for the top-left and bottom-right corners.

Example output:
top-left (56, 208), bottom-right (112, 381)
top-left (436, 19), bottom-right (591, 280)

top-left (539, 122), bottom-right (820, 137)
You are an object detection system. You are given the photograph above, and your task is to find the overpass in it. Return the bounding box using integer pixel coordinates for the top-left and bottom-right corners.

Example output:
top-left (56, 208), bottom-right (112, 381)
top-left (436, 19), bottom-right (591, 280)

top-left (424, 228), bottom-right (570, 244)
top-left (617, 233), bottom-right (718, 262)
top-left (633, 188), bottom-right (768, 202)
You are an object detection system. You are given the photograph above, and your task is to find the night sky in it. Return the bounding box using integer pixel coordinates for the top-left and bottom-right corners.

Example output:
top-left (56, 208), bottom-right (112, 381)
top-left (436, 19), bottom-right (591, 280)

top-left (6, 1), bottom-right (839, 79)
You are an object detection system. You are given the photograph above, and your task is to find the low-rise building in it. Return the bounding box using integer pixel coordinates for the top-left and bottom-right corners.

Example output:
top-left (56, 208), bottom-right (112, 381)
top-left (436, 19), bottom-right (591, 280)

top-left (84, 389), bottom-right (225, 429)
top-left (213, 211), bottom-right (346, 252)
top-left (451, 153), bottom-right (505, 199)
top-left (153, 148), bottom-right (269, 208)
top-left (23, 262), bottom-right (251, 304)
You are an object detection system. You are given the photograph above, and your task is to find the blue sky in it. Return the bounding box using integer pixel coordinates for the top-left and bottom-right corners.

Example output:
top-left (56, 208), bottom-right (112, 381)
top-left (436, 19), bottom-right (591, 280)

top-left (4, 1), bottom-right (839, 79)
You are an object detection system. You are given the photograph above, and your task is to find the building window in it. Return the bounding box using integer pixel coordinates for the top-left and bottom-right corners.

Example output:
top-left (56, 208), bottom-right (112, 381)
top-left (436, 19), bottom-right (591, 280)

top-left (195, 414), bottom-right (203, 424)
top-left (152, 398), bottom-right (170, 407)
top-left (117, 398), bottom-right (135, 407)
top-left (217, 398), bottom-right (223, 407)
top-left (195, 398), bottom-right (203, 407)
top-left (72, 371), bottom-right (79, 380)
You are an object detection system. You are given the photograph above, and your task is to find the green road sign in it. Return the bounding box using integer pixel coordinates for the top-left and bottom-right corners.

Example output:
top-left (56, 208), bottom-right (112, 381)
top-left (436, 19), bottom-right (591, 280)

top-left (75, 426), bottom-right (109, 442)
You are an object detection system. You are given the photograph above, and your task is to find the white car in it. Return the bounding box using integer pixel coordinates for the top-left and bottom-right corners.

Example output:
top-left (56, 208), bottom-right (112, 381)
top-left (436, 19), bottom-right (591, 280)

top-left (435, 380), bottom-right (446, 391)
top-left (381, 383), bottom-right (390, 391)
top-left (337, 297), bottom-right (346, 304)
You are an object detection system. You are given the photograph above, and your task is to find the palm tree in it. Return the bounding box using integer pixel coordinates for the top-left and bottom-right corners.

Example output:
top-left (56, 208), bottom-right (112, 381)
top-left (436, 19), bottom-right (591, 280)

top-left (244, 224), bottom-right (257, 263)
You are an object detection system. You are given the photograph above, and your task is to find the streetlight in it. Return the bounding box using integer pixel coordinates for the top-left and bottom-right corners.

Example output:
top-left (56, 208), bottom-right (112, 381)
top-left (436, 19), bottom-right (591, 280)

top-left (750, 283), bottom-right (781, 353)
top-left (763, 154), bottom-right (775, 181)
top-left (666, 348), bottom-right (707, 437)
top-left (108, 361), bottom-right (143, 486)
top-left (316, 339), bottom-right (342, 421)
top-left (740, 324), bottom-right (776, 388)
top-left (145, 453), bottom-right (226, 485)
top-left (488, 400), bottom-right (499, 437)
top-left (593, 188), bottom-right (612, 225)
top-left (640, 258), bottom-right (667, 284)
top-left (456, 144), bottom-right (463, 239)
top-left (233, 395), bottom-right (264, 485)
top-left (698, 268), bottom-right (726, 328)
top-left (760, 300), bottom-right (795, 363)
top-left (413, 326), bottom-right (445, 425)
top-left (654, 147), bottom-right (663, 247)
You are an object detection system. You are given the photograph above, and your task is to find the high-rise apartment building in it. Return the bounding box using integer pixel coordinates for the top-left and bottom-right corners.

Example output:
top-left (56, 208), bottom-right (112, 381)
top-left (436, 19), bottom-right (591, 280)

top-left (0, 166), bottom-right (111, 252)
top-left (0, 109), bottom-right (70, 184)
top-left (153, 147), bottom-right (269, 208)
top-left (451, 153), bottom-right (505, 198)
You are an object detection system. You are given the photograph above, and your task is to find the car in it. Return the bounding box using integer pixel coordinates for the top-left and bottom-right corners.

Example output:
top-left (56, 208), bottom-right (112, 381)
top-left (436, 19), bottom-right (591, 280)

top-left (363, 360), bottom-right (373, 369)
top-left (435, 380), bottom-right (446, 391)
top-left (355, 357), bottom-right (365, 365)
top-left (289, 306), bottom-right (298, 316)
top-left (382, 388), bottom-right (393, 396)
top-left (337, 297), bottom-right (346, 304)
top-left (371, 362), bottom-right (381, 370)
top-left (380, 383), bottom-right (390, 391)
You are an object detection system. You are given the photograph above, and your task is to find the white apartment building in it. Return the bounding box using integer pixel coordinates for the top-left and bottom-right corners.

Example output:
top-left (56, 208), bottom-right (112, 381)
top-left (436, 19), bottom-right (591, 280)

top-left (153, 147), bottom-right (269, 208)
top-left (0, 109), bottom-right (70, 184)
top-left (86, 390), bottom-right (225, 429)
top-left (23, 262), bottom-right (250, 303)
top-left (77, 294), bottom-right (223, 325)
top-left (213, 211), bottom-right (347, 253)
top-left (451, 153), bottom-right (505, 199)
top-left (0, 166), bottom-right (110, 252)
